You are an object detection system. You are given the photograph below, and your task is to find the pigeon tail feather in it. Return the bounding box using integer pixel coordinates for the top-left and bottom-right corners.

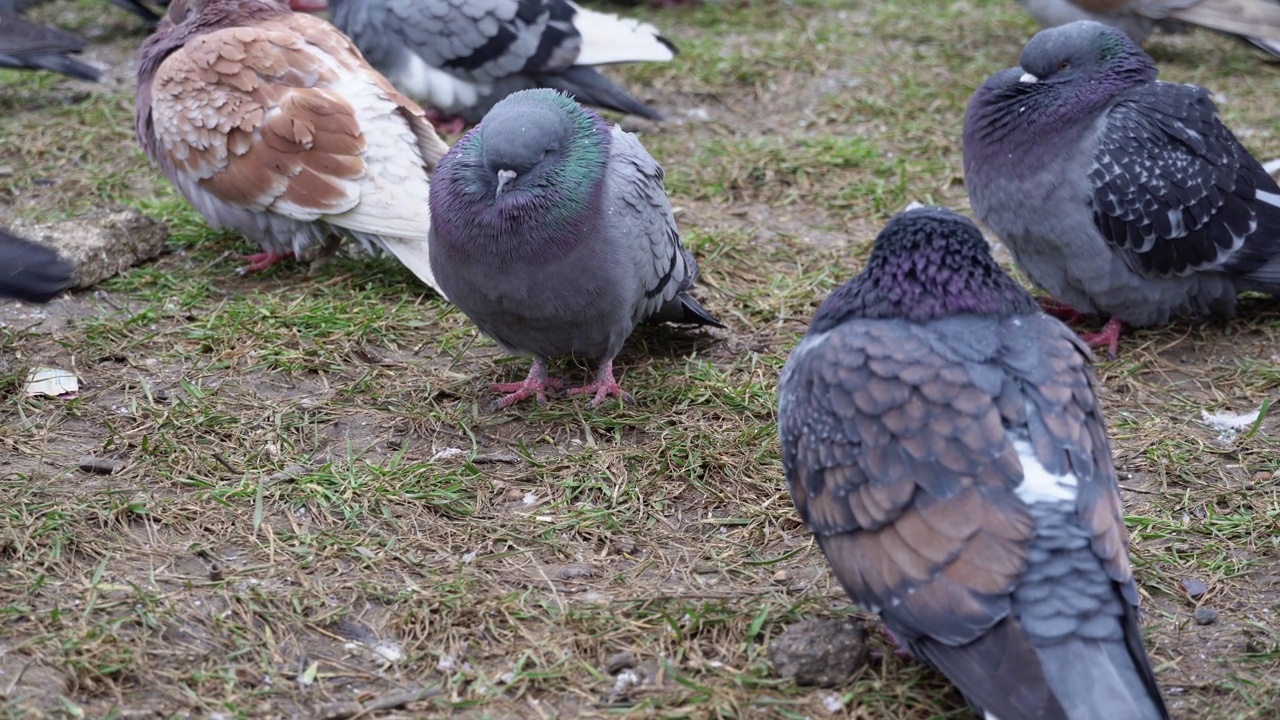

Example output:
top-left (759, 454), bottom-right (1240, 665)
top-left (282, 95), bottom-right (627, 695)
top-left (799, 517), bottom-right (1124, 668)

top-left (374, 236), bottom-right (445, 299)
top-left (0, 231), bottom-right (75, 303)
top-left (1035, 636), bottom-right (1167, 720)
top-left (540, 65), bottom-right (663, 120)
top-left (1168, 0), bottom-right (1280, 43)
top-left (5, 52), bottom-right (101, 80)
top-left (570, 1), bottom-right (677, 65)
top-left (646, 291), bottom-right (723, 327)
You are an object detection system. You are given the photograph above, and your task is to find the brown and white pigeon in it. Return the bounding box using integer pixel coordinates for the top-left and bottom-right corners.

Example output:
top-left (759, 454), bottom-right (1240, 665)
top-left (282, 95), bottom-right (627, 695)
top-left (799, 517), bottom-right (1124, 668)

top-left (778, 207), bottom-right (1169, 720)
top-left (0, 229), bottom-right (74, 303)
top-left (135, 0), bottom-right (449, 290)
top-left (1017, 0), bottom-right (1280, 58)
top-left (291, 0), bottom-right (675, 131)
top-left (0, 11), bottom-right (101, 80)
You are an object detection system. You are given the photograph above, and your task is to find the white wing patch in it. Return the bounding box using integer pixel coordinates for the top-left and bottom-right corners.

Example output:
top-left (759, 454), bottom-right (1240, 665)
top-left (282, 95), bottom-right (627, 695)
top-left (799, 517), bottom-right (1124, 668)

top-left (393, 51), bottom-right (488, 110)
top-left (1012, 438), bottom-right (1079, 504)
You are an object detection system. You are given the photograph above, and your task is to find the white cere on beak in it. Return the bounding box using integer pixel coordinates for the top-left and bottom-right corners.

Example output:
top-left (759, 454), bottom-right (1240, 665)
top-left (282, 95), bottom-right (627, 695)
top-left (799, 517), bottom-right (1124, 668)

top-left (1019, 72), bottom-right (1039, 84)
top-left (495, 169), bottom-right (517, 197)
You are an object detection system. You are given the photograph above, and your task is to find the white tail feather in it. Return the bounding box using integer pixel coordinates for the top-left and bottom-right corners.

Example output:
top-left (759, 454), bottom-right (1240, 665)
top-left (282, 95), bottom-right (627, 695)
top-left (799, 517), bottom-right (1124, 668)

top-left (376, 236), bottom-right (446, 299)
top-left (569, 1), bottom-right (676, 66)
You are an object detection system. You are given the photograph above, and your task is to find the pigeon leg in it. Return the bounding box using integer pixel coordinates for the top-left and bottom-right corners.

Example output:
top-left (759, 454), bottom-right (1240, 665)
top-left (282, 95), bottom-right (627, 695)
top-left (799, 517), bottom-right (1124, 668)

top-left (565, 358), bottom-right (634, 408)
top-left (425, 109), bottom-right (468, 136)
top-left (1079, 316), bottom-right (1125, 358)
top-left (880, 625), bottom-right (915, 660)
top-left (1037, 297), bottom-right (1086, 325)
top-left (238, 251), bottom-right (296, 274)
top-left (490, 357), bottom-right (563, 410)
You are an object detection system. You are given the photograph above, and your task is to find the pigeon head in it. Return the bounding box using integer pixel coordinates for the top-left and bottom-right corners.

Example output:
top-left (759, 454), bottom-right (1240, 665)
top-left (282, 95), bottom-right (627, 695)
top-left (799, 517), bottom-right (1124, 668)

top-left (431, 89), bottom-right (612, 257)
top-left (1018, 20), bottom-right (1155, 88)
top-left (809, 207), bottom-right (1038, 333)
top-left (964, 21), bottom-right (1156, 159)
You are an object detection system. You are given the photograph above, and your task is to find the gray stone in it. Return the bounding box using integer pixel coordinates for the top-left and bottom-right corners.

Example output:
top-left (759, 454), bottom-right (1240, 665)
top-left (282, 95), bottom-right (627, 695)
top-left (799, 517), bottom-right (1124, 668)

top-left (13, 208), bottom-right (168, 289)
top-left (769, 618), bottom-right (869, 688)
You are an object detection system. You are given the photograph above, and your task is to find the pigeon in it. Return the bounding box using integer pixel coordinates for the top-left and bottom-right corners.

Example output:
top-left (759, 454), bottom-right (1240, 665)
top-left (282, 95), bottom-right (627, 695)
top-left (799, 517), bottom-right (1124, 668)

top-left (0, 11), bottom-right (101, 80)
top-left (291, 0), bottom-right (676, 131)
top-left (963, 20), bottom-right (1280, 357)
top-left (1016, 0), bottom-right (1280, 58)
top-left (0, 229), bottom-right (75, 303)
top-left (428, 88), bottom-right (722, 409)
top-left (136, 0), bottom-right (450, 289)
top-left (778, 206), bottom-right (1169, 720)
top-left (1, 0), bottom-right (168, 26)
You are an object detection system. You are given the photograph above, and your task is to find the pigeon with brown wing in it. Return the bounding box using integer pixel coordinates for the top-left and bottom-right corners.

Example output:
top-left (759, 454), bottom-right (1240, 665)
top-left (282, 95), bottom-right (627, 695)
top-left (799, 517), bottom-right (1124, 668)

top-left (777, 206), bottom-right (1169, 720)
top-left (135, 0), bottom-right (449, 292)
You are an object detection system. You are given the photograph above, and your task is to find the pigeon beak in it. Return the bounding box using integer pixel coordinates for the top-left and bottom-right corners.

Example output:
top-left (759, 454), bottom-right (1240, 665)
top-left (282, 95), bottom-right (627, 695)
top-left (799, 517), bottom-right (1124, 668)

top-left (1018, 72), bottom-right (1039, 84)
top-left (495, 169), bottom-right (518, 197)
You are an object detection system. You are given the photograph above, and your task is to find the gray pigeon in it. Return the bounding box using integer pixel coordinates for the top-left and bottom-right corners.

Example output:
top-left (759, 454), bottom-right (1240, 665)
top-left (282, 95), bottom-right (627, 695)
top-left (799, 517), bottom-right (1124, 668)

top-left (292, 0), bottom-right (676, 129)
top-left (963, 20), bottom-right (1280, 356)
top-left (778, 206), bottom-right (1169, 720)
top-left (0, 11), bottom-right (101, 80)
top-left (1017, 0), bottom-right (1280, 58)
top-left (0, 229), bottom-right (74, 303)
top-left (428, 88), bottom-right (722, 409)
top-left (136, 0), bottom-right (450, 286)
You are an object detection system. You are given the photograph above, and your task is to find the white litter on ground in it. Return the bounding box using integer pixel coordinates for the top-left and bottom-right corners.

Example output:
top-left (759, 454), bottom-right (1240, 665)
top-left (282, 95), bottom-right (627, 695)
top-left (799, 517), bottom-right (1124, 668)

top-left (1200, 407), bottom-right (1263, 442)
top-left (24, 367), bottom-right (78, 397)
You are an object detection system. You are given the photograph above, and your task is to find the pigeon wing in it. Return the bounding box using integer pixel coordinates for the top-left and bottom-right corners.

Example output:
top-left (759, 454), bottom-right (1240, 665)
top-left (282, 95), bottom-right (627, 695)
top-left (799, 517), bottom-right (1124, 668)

top-left (602, 126), bottom-right (718, 326)
top-left (144, 15), bottom-right (446, 241)
top-left (393, 0), bottom-right (580, 84)
top-left (779, 312), bottom-right (1145, 719)
top-left (1090, 82), bottom-right (1280, 281)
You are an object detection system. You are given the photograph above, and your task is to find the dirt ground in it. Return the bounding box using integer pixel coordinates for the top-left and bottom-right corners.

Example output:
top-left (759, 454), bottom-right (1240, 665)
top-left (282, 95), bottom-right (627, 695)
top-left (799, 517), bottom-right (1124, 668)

top-left (2, 0), bottom-right (1279, 718)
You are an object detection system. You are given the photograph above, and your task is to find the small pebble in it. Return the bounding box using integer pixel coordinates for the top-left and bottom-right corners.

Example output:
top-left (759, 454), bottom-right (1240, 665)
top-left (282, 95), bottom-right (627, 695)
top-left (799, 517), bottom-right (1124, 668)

top-left (78, 456), bottom-right (122, 475)
top-left (603, 650), bottom-right (636, 674)
top-left (1194, 607), bottom-right (1219, 625)
top-left (1181, 577), bottom-right (1208, 599)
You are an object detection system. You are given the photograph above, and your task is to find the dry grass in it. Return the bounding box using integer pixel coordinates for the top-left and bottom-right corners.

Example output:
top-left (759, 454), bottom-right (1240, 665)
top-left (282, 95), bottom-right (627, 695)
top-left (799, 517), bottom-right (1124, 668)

top-left (2, 0), bottom-right (1280, 718)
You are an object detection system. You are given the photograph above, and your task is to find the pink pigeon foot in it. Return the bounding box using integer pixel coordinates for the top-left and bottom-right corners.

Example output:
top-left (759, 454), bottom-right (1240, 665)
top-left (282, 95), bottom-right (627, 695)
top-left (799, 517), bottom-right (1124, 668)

top-left (238, 251), bottom-right (296, 274)
top-left (426, 109), bottom-right (468, 135)
top-left (1037, 297), bottom-right (1086, 325)
top-left (565, 360), bottom-right (634, 408)
top-left (880, 624), bottom-right (915, 660)
top-left (490, 357), bottom-right (563, 410)
top-left (1079, 316), bottom-right (1125, 358)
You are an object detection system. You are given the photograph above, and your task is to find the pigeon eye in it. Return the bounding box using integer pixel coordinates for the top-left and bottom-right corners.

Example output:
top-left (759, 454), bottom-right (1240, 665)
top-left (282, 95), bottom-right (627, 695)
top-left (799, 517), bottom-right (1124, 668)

top-left (1058, 61), bottom-right (1070, 72)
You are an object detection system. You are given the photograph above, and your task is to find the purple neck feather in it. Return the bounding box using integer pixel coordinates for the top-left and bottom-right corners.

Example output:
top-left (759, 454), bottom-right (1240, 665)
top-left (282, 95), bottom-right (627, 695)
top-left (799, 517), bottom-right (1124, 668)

top-left (430, 113), bottom-right (613, 265)
top-left (811, 222), bottom-right (1038, 333)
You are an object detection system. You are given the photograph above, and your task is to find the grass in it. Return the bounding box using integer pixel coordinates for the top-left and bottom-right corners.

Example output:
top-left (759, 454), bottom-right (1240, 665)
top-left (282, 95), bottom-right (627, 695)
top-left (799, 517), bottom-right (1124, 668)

top-left (2, 0), bottom-right (1280, 718)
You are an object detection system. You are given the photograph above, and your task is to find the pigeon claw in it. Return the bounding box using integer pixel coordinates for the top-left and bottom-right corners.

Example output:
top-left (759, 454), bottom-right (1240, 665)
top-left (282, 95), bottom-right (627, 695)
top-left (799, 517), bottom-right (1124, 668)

top-left (566, 361), bottom-right (633, 408)
top-left (489, 358), bottom-right (563, 410)
top-left (489, 377), bottom-right (562, 410)
top-left (1079, 316), bottom-right (1125, 359)
top-left (238, 251), bottom-right (296, 275)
